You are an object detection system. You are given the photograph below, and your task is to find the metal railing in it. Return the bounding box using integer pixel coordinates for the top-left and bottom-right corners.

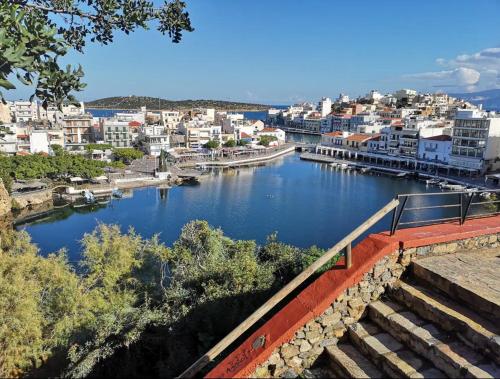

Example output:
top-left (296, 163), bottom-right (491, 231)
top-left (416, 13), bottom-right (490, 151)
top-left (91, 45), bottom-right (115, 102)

top-left (178, 198), bottom-right (400, 378)
top-left (390, 189), bottom-right (500, 235)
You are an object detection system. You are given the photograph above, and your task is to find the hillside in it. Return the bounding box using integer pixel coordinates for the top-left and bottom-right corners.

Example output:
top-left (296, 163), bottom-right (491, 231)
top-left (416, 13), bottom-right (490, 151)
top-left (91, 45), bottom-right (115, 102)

top-left (450, 89), bottom-right (500, 111)
top-left (85, 96), bottom-right (271, 111)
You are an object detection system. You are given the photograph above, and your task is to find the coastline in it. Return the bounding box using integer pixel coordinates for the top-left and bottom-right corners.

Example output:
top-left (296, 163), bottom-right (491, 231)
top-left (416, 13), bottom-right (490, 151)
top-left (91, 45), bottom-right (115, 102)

top-left (85, 106), bottom-right (271, 112)
top-left (300, 152), bottom-right (492, 190)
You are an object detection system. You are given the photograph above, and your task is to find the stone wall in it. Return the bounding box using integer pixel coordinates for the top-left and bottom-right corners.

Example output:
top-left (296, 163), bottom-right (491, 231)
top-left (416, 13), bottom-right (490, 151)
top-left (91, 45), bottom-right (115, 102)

top-left (12, 189), bottom-right (53, 209)
top-left (253, 232), bottom-right (500, 378)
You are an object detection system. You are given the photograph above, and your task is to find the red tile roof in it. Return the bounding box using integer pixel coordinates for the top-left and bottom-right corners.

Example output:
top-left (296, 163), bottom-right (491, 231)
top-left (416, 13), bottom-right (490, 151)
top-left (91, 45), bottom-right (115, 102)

top-left (240, 132), bottom-right (252, 139)
top-left (17, 134), bottom-right (29, 139)
top-left (128, 121), bottom-right (141, 127)
top-left (324, 131), bottom-right (343, 137)
top-left (346, 133), bottom-right (380, 143)
top-left (261, 127), bottom-right (278, 132)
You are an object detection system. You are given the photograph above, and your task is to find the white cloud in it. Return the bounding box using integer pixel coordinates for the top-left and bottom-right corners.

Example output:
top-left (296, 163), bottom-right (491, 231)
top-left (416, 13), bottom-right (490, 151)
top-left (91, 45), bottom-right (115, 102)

top-left (406, 47), bottom-right (500, 92)
top-left (405, 67), bottom-right (480, 86)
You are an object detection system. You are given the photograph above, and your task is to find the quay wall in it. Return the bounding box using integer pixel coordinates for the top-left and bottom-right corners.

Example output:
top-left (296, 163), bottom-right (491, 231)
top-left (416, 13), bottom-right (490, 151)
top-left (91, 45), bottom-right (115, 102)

top-left (206, 215), bottom-right (500, 378)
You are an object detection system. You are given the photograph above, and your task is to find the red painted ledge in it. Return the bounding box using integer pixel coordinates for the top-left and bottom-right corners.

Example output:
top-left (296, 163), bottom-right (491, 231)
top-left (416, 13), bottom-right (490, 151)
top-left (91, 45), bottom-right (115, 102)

top-left (206, 215), bottom-right (500, 378)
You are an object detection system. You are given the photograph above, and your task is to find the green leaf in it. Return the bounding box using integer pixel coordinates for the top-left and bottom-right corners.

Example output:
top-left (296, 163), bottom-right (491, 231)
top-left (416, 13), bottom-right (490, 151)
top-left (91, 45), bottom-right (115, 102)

top-left (0, 79), bottom-right (16, 90)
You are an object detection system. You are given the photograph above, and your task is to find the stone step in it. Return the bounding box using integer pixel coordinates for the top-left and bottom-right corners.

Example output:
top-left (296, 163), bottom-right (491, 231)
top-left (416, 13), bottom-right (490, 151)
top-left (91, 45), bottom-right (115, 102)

top-left (411, 249), bottom-right (500, 323)
top-left (390, 279), bottom-right (500, 363)
top-left (368, 300), bottom-right (500, 378)
top-left (325, 343), bottom-right (383, 378)
top-left (348, 321), bottom-right (444, 378)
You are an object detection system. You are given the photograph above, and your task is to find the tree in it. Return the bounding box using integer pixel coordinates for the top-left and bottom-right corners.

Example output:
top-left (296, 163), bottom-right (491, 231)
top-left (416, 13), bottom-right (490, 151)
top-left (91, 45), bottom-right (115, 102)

top-left (237, 139), bottom-right (249, 146)
top-left (0, 1), bottom-right (193, 107)
top-left (259, 135), bottom-right (278, 147)
top-left (223, 139), bottom-right (236, 148)
top-left (204, 140), bottom-right (220, 149)
top-left (112, 148), bottom-right (144, 164)
top-left (50, 144), bottom-right (63, 156)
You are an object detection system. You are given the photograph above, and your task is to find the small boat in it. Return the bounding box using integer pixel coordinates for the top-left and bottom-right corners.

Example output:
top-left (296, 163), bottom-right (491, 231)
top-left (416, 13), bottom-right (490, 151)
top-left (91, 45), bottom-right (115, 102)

top-left (82, 189), bottom-right (95, 204)
top-left (442, 184), bottom-right (466, 191)
top-left (465, 187), bottom-right (479, 193)
top-left (360, 167), bottom-right (370, 173)
top-left (111, 188), bottom-right (123, 198)
top-left (340, 163), bottom-right (348, 170)
top-left (480, 192), bottom-right (492, 199)
top-left (438, 181), bottom-right (449, 188)
top-left (426, 178), bottom-right (440, 185)
top-left (396, 172), bottom-right (406, 178)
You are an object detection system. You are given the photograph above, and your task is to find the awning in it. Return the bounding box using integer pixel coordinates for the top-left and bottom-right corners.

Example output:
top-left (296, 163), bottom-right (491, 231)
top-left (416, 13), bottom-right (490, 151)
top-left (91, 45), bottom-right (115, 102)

top-left (92, 175), bottom-right (108, 181)
top-left (70, 177), bottom-right (84, 182)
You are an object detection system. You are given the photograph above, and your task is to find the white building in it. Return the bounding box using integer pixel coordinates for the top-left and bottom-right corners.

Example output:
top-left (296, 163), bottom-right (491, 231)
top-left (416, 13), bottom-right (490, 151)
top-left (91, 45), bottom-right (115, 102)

top-left (0, 124), bottom-right (17, 155)
top-left (13, 101), bottom-right (38, 122)
top-left (139, 125), bottom-right (170, 156)
top-left (318, 97), bottom-right (332, 118)
top-left (449, 109), bottom-right (500, 173)
top-left (102, 119), bottom-right (133, 148)
top-left (30, 130), bottom-right (50, 154)
top-left (418, 135), bottom-right (452, 164)
top-left (366, 90), bottom-right (383, 103)
top-left (257, 127), bottom-right (286, 145)
top-left (161, 110), bottom-right (182, 131)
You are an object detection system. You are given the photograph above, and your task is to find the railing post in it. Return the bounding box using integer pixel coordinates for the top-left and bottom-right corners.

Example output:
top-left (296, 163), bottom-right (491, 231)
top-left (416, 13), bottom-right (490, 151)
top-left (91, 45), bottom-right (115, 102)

top-left (390, 195), bottom-right (408, 235)
top-left (462, 192), bottom-right (474, 225)
top-left (345, 243), bottom-right (352, 269)
top-left (459, 193), bottom-right (464, 225)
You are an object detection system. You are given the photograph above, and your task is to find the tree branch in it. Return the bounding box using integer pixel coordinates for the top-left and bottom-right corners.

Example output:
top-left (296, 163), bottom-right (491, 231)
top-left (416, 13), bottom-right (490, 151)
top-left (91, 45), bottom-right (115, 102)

top-left (10, 0), bottom-right (100, 21)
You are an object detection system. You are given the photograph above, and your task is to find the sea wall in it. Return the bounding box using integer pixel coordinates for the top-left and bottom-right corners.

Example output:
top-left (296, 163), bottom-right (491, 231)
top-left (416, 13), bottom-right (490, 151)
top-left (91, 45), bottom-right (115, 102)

top-left (12, 189), bottom-right (53, 209)
top-left (206, 215), bottom-right (500, 378)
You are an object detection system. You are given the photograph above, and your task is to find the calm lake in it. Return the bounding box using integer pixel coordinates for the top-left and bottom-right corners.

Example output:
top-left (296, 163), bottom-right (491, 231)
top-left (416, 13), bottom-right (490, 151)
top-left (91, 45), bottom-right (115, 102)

top-left (19, 153), bottom-right (438, 261)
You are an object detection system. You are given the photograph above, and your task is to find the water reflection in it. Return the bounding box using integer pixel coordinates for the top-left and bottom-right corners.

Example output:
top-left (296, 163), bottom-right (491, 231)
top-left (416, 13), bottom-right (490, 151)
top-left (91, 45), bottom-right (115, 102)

top-left (20, 154), bottom-right (437, 260)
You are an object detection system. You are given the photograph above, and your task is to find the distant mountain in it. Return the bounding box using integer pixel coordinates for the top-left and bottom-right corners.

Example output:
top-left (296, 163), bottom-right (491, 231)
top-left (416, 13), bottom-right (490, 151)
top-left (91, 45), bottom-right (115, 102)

top-left (449, 89), bottom-right (500, 111)
top-left (85, 96), bottom-right (271, 111)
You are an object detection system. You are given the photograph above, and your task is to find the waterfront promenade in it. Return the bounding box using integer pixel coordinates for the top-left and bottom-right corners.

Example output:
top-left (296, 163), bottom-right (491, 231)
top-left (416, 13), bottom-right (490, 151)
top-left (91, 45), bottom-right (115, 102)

top-left (300, 152), bottom-right (497, 190)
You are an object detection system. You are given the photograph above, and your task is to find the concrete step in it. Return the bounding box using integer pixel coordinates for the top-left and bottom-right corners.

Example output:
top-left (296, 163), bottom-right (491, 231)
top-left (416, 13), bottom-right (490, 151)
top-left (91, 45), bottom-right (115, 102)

top-left (411, 249), bottom-right (500, 323)
top-left (390, 279), bottom-right (500, 363)
top-left (348, 321), bottom-right (444, 378)
top-left (325, 343), bottom-right (383, 378)
top-left (368, 300), bottom-right (500, 378)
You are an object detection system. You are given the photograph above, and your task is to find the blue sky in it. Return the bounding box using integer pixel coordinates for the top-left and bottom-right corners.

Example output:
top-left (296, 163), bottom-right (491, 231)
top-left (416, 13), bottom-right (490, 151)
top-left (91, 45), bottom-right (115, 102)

top-left (9, 0), bottom-right (500, 104)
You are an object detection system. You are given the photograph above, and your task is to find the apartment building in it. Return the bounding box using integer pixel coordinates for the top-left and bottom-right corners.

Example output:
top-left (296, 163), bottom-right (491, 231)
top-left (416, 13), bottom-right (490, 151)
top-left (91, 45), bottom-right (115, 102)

top-left (139, 124), bottom-right (170, 156)
top-left (418, 135), bottom-right (452, 164)
top-left (13, 101), bottom-right (38, 122)
top-left (449, 109), bottom-right (500, 173)
top-left (63, 115), bottom-right (94, 151)
top-left (102, 118), bottom-right (133, 148)
top-left (0, 124), bottom-right (17, 155)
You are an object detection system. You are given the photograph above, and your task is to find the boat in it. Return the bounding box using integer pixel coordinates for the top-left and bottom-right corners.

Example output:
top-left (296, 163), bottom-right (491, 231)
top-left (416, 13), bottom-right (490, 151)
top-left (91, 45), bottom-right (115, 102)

top-left (82, 189), bottom-right (95, 204)
top-left (340, 163), bottom-right (348, 170)
top-left (111, 188), bottom-right (123, 198)
top-left (438, 181), bottom-right (449, 188)
top-left (360, 167), bottom-right (370, 173)
top-left (441, 183), bottom-right (466, 191)
top-left (396, 172), bottom-right (406, 178)
top-left (426, 178), bottom-right (440, 185)
top-left (465, 187), bottom-right (479, 193)
top-left (480, 192), bottom-right (492, 199)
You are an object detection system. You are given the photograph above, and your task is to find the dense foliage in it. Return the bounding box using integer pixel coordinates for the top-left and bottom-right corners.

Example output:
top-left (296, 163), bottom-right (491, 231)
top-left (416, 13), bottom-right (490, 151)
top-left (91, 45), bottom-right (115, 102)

top-left (0, 221), bottom-right (333, 378)
top-left (223, 139), bottom-right (236, 147)
top-left (259, 135), bottom-right (278, 146)
top-left (204, 139), bottom-right (220, 149)
top-left (1, 1), bottom-right (193, 106)
top-left (86, 96), bottom-right (271, 111)
top-left (0, 151), bottom-right (105, 191)
top-left (112, 147), bottom-right (144, 163)
top-left (85, 143), bottom-right (112, 151)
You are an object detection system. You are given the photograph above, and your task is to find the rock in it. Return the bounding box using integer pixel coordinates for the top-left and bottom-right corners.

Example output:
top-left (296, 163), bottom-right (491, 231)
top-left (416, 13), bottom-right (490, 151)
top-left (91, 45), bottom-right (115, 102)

top-left (295, 330), bottom-right (305, 339)
top-left (380, 270), bottom-right (392, 283)
top-left (282, 368), bottom-right (298, 378)
top-left (305, 330), bottom-right (321, 344)
top-left (285, 356), bottom-right (303, 369)
top-left (254, 366), bottom-right (270, 378)
top-left (281, 344), bottom-right (300, 359)
top-left (299, 340), bottom-right (312, 353)
top-left (432, 242), bottom-right (457, 254)
top-left (0, 180), bottom-right (11, 217)
top-left (305, 320), bottom-right (322, 331)
top-left (319, 311), bottom-right (341, 327)
top-left (320, 337), bottom-right (338, 347)
top-left (268, 352), bottom-right (284, 367)
top-left (372, 263), bottom-right (386, 278)
top-left (489, 235), bottom-right (497, 244)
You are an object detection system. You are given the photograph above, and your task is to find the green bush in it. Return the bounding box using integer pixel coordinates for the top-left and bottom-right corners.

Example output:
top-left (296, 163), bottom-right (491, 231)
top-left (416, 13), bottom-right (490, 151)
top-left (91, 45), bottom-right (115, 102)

top-left (204, 140), bottom-right (220, 149)
top-left (0, 221), bottom-right (330, 378)
top-left (223, 139), bottom-right (236, 148)
top-left (112, 148), bottom-right (144, 164)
